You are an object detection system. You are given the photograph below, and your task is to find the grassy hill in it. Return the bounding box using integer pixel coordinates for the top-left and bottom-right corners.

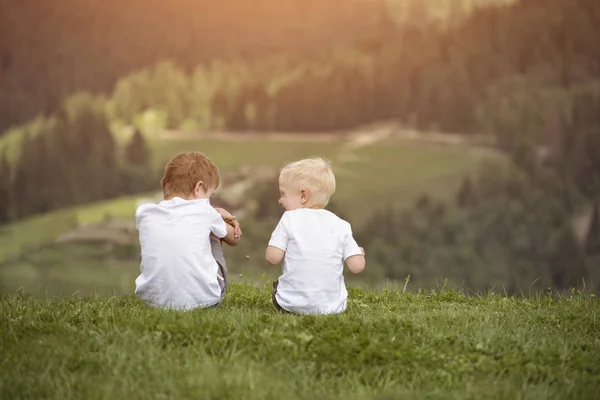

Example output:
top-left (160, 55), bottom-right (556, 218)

top-left (0, 135), bottom-right (501, 295)
top-left (1, 284), bottom-right (598, 399)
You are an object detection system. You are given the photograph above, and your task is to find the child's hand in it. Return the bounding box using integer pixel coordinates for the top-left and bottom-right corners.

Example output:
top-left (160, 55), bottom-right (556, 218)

top-left (230, 218), bottom-right (242, 239)
top-left (360, 247), bottom-right (365, 256)
top-left (215, 207), bottom-right (235, 224)
top-left (215, 207), bottom-right (242, 239)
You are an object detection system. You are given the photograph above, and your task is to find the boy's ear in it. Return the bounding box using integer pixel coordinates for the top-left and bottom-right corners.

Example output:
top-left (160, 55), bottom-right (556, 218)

top-left (193, 181), bottom-right (204, 197)
top-left (300, 188), bottom-right (310, 205)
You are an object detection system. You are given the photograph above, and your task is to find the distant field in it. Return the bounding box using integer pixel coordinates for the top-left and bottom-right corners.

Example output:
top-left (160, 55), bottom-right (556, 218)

top-left (1, 137), bottom-right (497, 261)
top-left (147, 136), bottom-right (341, 171)
top-left (148, 135), bottom-right (499, 224)
top-left (1, 136), bottom-right (502, 294)
top-left (1, 284), bottom-right (598, 399)
top-left (0, 196), bottom-right (139, 265)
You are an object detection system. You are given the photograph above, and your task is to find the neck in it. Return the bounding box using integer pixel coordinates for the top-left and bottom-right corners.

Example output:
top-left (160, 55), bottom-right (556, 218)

top-left (165, 193), bottom-right (206, 201)
top-left (303, 204), bottom-right (324, 210)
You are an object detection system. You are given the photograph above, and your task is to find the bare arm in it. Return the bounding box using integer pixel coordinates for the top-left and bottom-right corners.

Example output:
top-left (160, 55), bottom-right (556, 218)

top-left (216, 223), bottom-right (241, 246)
top-left (345, 247), bottom-right (366, 274)
top-left (213, 207), bottom-right (242, 245)
top-left (265, 246), bottom-right (285, 265)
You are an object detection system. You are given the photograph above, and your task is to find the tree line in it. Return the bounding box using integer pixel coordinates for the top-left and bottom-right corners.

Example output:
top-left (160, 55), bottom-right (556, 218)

top-left (355, 152), bottom-right (599, 293)
top-left (2, 0), bottom-right (597, 143)
top-left (0, 94), bottom-right (155, 223)
top-left (8, 0), bottom-right (592, 144)
top-left (0, 0), bottom-right (504, 133)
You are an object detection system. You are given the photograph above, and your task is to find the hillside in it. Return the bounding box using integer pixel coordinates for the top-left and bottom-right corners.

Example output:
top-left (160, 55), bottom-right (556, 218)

top-left (2, 0), bottom-right (599, 301)
top-left (0, 135), bottom-right (499, 295)
top-left (1, 284), bottom-right (598, 399)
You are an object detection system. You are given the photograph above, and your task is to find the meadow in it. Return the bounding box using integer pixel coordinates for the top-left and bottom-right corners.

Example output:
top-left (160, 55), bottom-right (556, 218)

top-left (0, 134), bottom-right (498, 295)
top-left (1, 283), bottom-right (598, 399)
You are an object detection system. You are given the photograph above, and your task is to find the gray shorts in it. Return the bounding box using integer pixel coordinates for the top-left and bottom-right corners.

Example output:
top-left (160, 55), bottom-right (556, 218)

top-left (211, 238), bottom-right (228, 303)
top-left (272, 280), bottom-right (290, 313)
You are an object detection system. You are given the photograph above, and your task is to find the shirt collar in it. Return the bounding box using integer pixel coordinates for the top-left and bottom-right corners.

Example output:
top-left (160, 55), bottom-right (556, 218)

top-left (159, 197), bottom-right (210, 206)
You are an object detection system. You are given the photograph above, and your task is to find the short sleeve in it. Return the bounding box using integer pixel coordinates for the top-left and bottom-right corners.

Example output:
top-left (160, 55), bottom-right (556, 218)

top-left (210, 209), bottom-right (228, 239)
top-left (342, 224), bottom-right (362, 261)
top-left (268, 213), bottom-right (289, 251)
top-left (135, 204), bottom-right (150, 229)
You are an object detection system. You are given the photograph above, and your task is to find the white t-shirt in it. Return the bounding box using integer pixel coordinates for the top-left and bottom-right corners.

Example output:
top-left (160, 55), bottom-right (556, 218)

top-left (268, 208), bottom-right (363, 315)
top-left (134, 197), bottom-right (228, 310)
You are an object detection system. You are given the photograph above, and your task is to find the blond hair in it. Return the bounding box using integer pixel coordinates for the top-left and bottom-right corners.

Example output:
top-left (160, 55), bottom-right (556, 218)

top-left (161, 151), bottom-right (220, 199)
top-left (279, 157), bottom-right (336, 207)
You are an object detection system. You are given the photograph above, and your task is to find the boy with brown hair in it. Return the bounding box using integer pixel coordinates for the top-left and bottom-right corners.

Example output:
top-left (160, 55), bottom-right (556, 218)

top-left (135, 151), bottom-right (242, 310)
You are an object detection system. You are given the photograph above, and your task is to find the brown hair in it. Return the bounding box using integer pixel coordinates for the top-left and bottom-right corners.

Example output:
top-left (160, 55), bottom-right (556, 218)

top-left (161, 151), bottom-right (220, 199)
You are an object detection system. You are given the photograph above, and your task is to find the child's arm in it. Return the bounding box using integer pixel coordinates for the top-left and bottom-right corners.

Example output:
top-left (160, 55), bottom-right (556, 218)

top-left (211, 224), bottom-right (241, 246)
top-left (208, 207), bottom-right (242, 246)
top-left (265, 213), bottom-right (289, 265)
top-left (214, 207), bottom-right (242, 239)
top-left (343, 226), bottom-right (366, 274)
top-left (212, 207), bottom-right (242, 246)
top-left (345, 247), bottom-right (365, 274)
top-left (265, 246), bottom-right (285, 265)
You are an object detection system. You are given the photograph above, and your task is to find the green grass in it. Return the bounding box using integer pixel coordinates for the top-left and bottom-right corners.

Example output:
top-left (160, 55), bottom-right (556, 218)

top-left (0, 195), bottom-right (140, 264)
top-left (1, 138), bottom-right (497, 263)
top-left (0, 243), bottom-right (141, 296)
top-left (147, 137), bottom-right (341, 172)
top-left (1, 284), bottom-right (598, 399)
top-left (0, 242), bottom-right (279, 296)
top-left (0, 137), bottom-right (501, 294)
top-left (150, 138), bottom-right (497, 228)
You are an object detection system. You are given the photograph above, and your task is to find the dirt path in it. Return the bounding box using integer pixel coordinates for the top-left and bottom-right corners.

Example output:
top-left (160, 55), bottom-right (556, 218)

top-left (161, 130), bottom-right (349, 142)
top-left (160, 125), bottom-right (502, 157)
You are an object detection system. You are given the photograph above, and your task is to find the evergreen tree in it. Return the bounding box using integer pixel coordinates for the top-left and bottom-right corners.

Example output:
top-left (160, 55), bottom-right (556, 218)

top-left (585, 204), bottom-right (600, 256)
top-left (45, 112), bottom-right (73, 209)
top-left (549, 228), bottom-right (589, 289)
top-left (7, 98), bottom-right (122, 220)
top-left (66, 95), bottom-right (118, 201)
top-left (124, 130), bottom-right (151, 167)
top-left (0, 151), bottom-right (11, 223)
top-left (414, 193), bottom-right (432, 211)
top-left (12, 134), bottom-right (43, 218)
top-left (511, 140), bottom-right (539, 177)
top-left (119, 129), bottom-right (156, 195)
top-left (456, 176), bottom-right (475, 208)
top-left (29, 134), bottom-right (53, 213)
top-left (570, 127), bottom-right (600, 202)
top-left (254, 178), bottom-right (281, 220)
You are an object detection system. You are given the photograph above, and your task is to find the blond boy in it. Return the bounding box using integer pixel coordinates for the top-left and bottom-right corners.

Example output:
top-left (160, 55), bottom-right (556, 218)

top-left (135, 151), bottom-right (242, 310)
top-left (265, 157), bottom-right (365, 315)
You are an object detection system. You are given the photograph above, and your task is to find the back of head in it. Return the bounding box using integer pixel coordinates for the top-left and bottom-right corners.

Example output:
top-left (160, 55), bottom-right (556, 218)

top-left (161, 151), bottom-right (220, 199)
top-left (279, 157), bottom-right (336, 207)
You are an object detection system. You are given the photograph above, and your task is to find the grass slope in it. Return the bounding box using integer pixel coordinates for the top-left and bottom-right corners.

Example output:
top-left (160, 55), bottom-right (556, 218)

top-left (1, 138), bottom-right (496, 266)
top-left (0, 195), bottom-right (139, 265)
top-left (1, 284), bottom-right (598, 399)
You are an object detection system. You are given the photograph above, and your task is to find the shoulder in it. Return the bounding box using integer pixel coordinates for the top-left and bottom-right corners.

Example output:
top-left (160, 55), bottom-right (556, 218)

top-left (176, 199), bottom-right (217, 216)
top-left (183, 202), bottom-right (221, 223)
top-left (280, 209), bottom-right (308, 221)
top-left (135, 203), bottom-right (159, 229)
top-left (282, 209), bottom-right (300, 218)
top-left (135, 202), bottom-right (156, 219)
top-left (324, 210), bottom-right (353, 232)
top-left (206, 205), bottom-right (221, 217)
top-left (280, 209), bottom-right (317, 225)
